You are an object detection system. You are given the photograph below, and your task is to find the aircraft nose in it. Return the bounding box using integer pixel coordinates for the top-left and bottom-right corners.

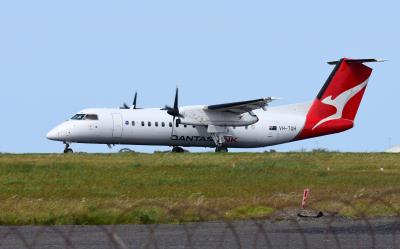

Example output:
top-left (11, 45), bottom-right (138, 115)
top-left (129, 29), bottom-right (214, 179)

top-left (47, 122), bottom-right (72, 141)
top-left (46, 128), bottom-right (59, 140)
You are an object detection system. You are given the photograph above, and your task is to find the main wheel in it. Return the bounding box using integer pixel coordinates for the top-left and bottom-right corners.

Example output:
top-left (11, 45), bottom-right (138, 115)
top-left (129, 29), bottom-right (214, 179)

top-left (215, 147), bottom-right (228, 153)
top-left (64, 148), bottom-right (73, 154)
top-left (172, 146), bottom-right (185, 153)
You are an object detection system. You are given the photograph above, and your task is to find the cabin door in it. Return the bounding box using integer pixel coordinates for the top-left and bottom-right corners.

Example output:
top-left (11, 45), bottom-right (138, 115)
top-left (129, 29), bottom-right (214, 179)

top-left (112, 113), bottom-right (123, 138)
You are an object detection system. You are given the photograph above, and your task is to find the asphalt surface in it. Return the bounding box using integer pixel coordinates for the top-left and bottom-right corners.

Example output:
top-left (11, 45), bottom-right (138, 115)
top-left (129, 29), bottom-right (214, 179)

top-left (0, 217), bottom-right (399, 249)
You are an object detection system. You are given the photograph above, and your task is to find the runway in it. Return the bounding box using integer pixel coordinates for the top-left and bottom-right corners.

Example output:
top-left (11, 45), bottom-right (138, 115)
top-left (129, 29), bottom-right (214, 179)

top-left (1, 217), bottom-right (399, 249)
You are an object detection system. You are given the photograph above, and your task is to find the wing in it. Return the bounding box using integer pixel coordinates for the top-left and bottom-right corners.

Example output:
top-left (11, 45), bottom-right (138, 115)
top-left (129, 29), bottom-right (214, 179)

top-left (204, 97), bottom-right (278, 114)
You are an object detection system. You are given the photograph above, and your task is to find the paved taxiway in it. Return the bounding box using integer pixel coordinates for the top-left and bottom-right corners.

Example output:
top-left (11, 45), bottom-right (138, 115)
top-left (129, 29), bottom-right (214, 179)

top-left (0, 218), bottom-right (399, 249)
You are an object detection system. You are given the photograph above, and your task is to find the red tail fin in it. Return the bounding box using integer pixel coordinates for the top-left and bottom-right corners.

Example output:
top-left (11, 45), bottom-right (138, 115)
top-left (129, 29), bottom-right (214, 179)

top-left (296, 58), bottom-right (374, 140)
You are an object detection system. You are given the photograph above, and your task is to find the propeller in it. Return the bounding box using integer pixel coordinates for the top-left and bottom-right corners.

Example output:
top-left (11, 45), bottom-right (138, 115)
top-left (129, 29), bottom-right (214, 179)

top-left (162, 87), bottom-right (184, 135)
top-left (163, 87), bottom-right (183, 118)
top-left (120, 91), bottom-right (138, 109)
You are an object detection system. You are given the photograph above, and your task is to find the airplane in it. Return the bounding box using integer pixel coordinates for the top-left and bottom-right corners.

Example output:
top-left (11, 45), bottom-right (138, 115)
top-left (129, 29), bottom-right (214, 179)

top-left (46, 58), bottom-right (384, 153)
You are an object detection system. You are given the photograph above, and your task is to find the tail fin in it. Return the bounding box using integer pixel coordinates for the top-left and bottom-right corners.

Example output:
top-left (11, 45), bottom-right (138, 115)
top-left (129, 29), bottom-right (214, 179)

top-left (296, 58), bottom-right (382, 140)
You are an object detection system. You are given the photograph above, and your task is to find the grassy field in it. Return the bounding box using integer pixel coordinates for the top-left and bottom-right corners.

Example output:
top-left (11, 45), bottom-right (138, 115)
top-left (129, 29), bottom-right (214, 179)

top-left (0, 152), bottom-right (399, 225)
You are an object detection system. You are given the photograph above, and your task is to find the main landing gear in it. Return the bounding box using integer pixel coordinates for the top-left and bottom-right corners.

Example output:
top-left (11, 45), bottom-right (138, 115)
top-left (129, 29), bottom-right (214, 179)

top-left (171, 146), bottom-right (185, 153)
top-left (210, 131), bottom-right (229, 153)
top-left (215, 147), bottom-right (228, 153)
top-left (63, 142), bottom-right (73, 154)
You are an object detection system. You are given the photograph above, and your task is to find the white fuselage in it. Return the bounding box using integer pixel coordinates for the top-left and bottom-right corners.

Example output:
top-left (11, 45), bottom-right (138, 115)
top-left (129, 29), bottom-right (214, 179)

top-left (46, 102), bottom-right (311, 148)
top-left (46, 58), bottom-right (380, 151)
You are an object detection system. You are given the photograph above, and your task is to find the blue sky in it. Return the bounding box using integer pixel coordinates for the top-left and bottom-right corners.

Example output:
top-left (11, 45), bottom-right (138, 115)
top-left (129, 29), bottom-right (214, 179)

top-left (0, 0), bottom-right (398, 153)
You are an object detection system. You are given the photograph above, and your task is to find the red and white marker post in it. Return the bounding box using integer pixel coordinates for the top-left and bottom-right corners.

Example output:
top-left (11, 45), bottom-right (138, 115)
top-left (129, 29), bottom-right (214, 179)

top-left (301, 188), bottom-right (310, 209)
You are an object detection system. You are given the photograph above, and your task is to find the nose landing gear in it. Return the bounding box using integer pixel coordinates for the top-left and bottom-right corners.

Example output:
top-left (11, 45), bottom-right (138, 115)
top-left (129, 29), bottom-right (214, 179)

top-left (63, 142), bottom-right (73, 154)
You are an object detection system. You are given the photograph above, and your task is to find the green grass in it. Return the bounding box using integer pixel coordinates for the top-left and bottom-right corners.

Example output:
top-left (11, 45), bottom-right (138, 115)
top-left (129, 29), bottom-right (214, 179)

top-left (0, 152), bottom-right (399, 224)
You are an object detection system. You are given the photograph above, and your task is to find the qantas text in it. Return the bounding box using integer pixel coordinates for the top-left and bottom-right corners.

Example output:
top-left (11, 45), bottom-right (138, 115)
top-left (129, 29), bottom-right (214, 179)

top-left (170, 135), bottom-right (238, 143)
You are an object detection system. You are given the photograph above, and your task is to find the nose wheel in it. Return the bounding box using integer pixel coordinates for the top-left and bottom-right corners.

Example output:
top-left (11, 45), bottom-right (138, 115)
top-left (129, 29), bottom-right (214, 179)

top-left (63, 143), bottom-right (73, 154)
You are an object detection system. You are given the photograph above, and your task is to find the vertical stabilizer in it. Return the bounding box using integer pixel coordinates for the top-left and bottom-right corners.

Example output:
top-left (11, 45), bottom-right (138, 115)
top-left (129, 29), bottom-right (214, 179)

top-left (296, 58), bottom-right (380, 140)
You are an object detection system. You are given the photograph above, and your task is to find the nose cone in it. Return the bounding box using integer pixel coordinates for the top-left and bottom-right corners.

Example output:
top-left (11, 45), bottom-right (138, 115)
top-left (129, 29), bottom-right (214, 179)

top-left (46, 122), bottom-right (71, 141)
top-left (46, 128), bottom-right (59, 141)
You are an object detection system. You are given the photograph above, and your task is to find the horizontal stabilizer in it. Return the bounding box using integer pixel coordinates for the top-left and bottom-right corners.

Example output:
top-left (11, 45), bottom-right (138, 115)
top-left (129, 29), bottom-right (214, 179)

top-left (327, 58), bottom-right (386, 65)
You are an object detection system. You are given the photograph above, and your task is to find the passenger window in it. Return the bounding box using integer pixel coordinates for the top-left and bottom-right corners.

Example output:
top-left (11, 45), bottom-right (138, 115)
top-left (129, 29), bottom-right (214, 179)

top-left (132, 121), bottom-right (135, 126)
top-left (141, 121), bottom-right (145, 126)
top-left (169, 122), bottom-right (172, 127)
top-left (155, 122), bottom-right (159, 127)
top-left (148, 121), bottom-right (151, 127)
top-left (162, 122), bottom-right (165, 127)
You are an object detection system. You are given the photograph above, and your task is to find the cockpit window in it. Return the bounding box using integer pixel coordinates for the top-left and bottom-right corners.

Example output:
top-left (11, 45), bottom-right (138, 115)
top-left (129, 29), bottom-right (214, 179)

top-left (71, 114), bottom-right (99, 120)
top-left (71, 114), bottom-right (85, 120)
top-left (84, 114), bottom-right (98, 120)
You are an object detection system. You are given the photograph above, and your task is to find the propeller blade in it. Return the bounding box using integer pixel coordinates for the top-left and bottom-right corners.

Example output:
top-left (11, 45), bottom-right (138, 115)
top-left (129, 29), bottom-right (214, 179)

top-left (163, 105), bottom-right (173, 113)
top-left (132, 91), bottom-right (137, 109)
top-left (121, 102), bottom-right (129, 109)
top-left (163, 105), bottom-right (173, 111)
top-left (171, 116), bottom-right (176, 136)
top-left (174, 87), bottom-right (179, 110)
